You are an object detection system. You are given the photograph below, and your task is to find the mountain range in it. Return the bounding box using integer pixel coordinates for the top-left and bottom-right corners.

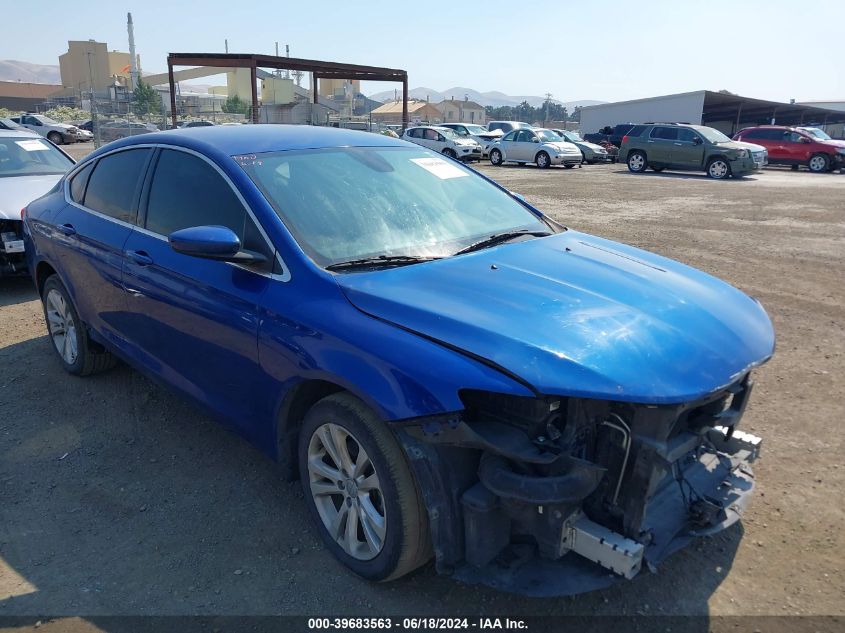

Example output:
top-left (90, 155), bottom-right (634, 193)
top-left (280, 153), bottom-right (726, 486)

top-left (0, 60), bottom-right (62, 85)
top-left (367, 86), bottom-right (605, 110)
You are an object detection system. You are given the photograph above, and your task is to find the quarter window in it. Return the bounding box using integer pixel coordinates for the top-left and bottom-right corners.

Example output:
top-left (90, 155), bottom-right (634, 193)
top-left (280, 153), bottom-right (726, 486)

top-left (83, 148), bottom-right (151, 223)
top-left (144, 149), bottom-right (272, 263)
top-left (69, 163), bottom-right (94, 204)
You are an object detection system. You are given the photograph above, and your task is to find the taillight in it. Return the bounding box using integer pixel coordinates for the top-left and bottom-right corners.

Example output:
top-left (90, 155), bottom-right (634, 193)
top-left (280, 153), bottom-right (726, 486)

top-left (20, 207), bottom-right (27, 220)
top-left (622, 135), bottom-right (629, 144)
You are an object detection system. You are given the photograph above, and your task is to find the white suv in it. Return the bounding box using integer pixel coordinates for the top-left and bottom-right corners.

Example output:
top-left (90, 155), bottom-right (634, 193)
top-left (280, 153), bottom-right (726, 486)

top-left (401, 126), bottom-right (482, 161)
top-left (11, 114), bottom-right (83, 145)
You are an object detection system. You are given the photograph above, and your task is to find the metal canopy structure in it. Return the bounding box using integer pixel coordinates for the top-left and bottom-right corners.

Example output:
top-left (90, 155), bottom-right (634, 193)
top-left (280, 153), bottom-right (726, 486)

top-left (166, 52), bottom-right (408, 127)
top-left (701, 91), bottom-right (845, 134)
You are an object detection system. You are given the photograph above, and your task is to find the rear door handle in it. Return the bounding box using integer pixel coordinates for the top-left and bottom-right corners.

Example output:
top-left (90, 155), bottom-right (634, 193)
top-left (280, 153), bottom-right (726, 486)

top-left (60, 223), bottom-right (76, 236)
top-left (126, 250), bottom-right (153, 266)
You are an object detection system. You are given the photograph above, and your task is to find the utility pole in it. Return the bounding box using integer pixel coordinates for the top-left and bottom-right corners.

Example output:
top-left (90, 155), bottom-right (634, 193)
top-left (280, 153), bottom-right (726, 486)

top-left (544, 92), bottom-right (553, 125)
top-left (87, 51), bottom-right (101, 147)
top-left (225, 39), bottom-right (229, 54)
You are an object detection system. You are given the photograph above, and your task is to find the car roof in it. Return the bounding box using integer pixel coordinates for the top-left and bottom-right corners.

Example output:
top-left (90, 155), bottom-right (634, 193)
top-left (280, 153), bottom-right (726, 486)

top-left (86, 124), bottom-right (407, 161)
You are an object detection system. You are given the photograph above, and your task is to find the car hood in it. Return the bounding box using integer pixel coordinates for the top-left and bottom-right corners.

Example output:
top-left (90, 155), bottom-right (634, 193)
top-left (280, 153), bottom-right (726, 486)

top-left (819, 138), bottom-right (845, 149)
top-left (546, 141), bottom-right (580, 153)
top-left (0, 174), bottom-right (63, 220)
top-left (336, 231), bottom-right (775, 404)
top-left (733, 140), bottom-right (767, 152)
top-left (576, 141), bottom-right (606, 151)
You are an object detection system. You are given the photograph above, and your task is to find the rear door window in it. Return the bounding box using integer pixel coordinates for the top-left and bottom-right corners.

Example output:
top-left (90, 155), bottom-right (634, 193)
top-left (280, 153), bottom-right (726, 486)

top-left (83, 148), bottom-right (151, 223)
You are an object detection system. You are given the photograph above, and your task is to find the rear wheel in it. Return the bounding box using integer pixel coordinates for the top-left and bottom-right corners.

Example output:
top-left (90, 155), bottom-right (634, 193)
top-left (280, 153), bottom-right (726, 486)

top-left (707, 157), bottom-right (731, 179)
top-left (535, 151), bottom-right (551, 169)
top-left (489, 149), bottom-right (503, 166)
top-left (299, 393), bottom-right (431, 581)
top-left (41, 275), bottom-right (116, 376)
top-left (808, 153), bottom-right (829, 173)
top-left (627, 151), bottom-right (647, 173)
top-left (47, 131), bottom-right (63, 145)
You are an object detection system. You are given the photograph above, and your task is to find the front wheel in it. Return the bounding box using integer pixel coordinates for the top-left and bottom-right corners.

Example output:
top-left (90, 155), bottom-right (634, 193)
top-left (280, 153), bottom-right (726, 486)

top-left (489, 149), bottom-right (503, 166)
top-left (442, 148), bottom-right (457, 159)
top-left (41, 275), bottom-right (117, 376)
top-left (707, 158), bottom-right (731, 179)
top-left (627, 151), bottom-right (647, 173)
top-left (535, 151), bottom-right (551, 169)
top-left (47, 131), bottom-right (63, 145)
top-left (807, 153), bottom-right (830, 173)
top-left (299, 393), bottom-right (431, 581)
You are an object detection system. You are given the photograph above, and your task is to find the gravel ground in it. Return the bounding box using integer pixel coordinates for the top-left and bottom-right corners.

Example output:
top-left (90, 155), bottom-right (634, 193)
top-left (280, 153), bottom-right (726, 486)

top-left (1, 153), bottom-right (843, 620)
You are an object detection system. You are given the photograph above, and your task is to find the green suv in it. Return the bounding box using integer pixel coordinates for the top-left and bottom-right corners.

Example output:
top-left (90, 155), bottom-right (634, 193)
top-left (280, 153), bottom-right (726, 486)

top-left (619, 123), bottom-right (767, 179)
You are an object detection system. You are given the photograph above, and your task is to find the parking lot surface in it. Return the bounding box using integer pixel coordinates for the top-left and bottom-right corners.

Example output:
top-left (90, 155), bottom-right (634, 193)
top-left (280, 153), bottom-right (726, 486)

top-left (1, 159), bottom-right (843, 617)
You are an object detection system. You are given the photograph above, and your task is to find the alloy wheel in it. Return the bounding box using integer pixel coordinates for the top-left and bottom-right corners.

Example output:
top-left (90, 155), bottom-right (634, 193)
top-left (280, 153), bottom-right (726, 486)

top-left (808, 155), bottom-right (827, 172)
top-left (46, 289), bottom-right (78, 365)
top-left (307, 422), bottom-right (386, 561)
top-left (629, 153), bottom-right (645, 171)
top-left (709, 160), bottom-right (729, 179)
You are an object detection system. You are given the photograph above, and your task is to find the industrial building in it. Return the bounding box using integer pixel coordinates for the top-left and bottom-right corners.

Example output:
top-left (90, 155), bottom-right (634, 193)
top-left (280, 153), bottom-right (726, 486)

top-left (0, 81), bottom-right (63, 111)
top-left (58, 40), bottom-right (140, 93)
top-left (580, 90), bottom-right (845, 138)
top-left (371, 100), bottom-right (441, 125)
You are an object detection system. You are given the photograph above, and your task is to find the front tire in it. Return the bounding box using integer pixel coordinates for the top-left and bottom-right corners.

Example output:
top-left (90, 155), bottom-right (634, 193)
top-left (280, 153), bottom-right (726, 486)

top-left (535, 151), bottom-right (551, 169)
top-left (627, 150), bottom-right (647, 173)
top-left (298, 393), bottom-right (431, 581)
top-left (707, 157), bottom-right (731, 179)
top-left (442, 148), bottom-right (457, 159)
top-left (41, 275), bottom-right (116, 376)
top-left (489, 149), bottom-right (503, 166)
top-left (808, 153), bottom-right (829, 173)
top-left (47, 131), bottom-right (63, 145)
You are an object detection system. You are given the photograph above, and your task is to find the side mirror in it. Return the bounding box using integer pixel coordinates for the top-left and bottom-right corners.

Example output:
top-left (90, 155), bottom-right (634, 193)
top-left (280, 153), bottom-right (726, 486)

top-left (799, 136), bottom-right (811, 143)
top-left (531, 137), bottom-right (540, 143)
top-left (169, 225), bottom-right (267, 264)
top-left (693, 137), bottom-right (703, 145)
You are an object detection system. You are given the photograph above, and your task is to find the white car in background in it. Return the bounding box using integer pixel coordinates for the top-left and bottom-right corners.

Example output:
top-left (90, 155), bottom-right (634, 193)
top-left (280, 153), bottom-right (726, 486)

top-left (401, 126), bottom-right (482, 161)
top-left (438, 123), bottom-right (503, 157)
top-left (0, 131), bottom-right (75, 276)
top-left (10, 114), bottom-right (84, 145)
top-left (488, 127), bottom-right (583, 168)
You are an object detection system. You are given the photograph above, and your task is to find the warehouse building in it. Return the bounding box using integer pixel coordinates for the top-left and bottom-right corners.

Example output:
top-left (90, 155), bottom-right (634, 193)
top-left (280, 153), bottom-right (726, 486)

top-left (580, 90), bottom-right (845, 138)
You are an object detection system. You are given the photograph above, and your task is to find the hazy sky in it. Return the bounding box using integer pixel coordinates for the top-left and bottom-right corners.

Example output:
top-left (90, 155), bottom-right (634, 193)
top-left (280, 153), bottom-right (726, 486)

top-left (4, 0), bottom-right (844, 103)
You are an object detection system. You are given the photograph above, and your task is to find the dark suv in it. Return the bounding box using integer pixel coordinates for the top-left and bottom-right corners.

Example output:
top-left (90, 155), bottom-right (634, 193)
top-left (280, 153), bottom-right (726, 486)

top-left (619, 123), bottom-right (767, 179)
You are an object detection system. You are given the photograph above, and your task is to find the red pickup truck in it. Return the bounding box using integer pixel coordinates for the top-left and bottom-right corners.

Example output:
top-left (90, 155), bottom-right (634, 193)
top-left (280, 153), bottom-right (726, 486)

top-left (732, 125), bottom-right (844, 173)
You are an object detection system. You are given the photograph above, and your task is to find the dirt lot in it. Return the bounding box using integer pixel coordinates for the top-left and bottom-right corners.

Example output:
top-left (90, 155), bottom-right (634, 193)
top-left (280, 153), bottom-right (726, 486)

top-left (1, 153), bottom-right (843, 620)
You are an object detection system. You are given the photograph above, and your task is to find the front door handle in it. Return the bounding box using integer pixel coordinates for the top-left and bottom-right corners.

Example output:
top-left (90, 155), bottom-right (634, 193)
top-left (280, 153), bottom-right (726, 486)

top-left (126, 250), bottom-right (153, 266)
top-left (60, 223), bottom-right (76, 236)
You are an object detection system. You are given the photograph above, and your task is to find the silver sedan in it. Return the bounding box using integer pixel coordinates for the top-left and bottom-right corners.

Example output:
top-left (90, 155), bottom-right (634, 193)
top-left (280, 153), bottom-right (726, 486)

top-left (488, 128), bottom-right (583, 168)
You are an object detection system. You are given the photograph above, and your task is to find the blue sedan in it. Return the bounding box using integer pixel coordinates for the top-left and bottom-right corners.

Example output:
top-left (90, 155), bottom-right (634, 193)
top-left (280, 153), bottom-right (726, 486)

top-left (22, 125), bottom-right (775, 595)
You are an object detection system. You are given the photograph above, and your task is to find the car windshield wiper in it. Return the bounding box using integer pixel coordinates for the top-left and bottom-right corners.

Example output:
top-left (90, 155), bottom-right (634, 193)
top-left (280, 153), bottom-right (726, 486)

top-left (453, 230), bottom-right (552, 256)
top-left (325, 254), bottom-right (441, 272)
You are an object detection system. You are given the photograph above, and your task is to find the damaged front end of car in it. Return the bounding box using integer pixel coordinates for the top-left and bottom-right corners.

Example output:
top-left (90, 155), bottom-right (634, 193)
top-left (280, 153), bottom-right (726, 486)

top-left (397, 376), bottom-right (763, 596)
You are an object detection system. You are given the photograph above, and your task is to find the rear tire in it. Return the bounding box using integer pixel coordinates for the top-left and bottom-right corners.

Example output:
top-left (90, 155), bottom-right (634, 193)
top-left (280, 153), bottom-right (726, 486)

top-left (489, 149), bottom-right (503, 166)
top-left (807, 153), bottom-right (829, 173)
top-left (627, 150), bottom-right (647, 173)
top-left (298, 393), bottom-right (431, 582)
top-left (41, 275), bottom-right (117, 376)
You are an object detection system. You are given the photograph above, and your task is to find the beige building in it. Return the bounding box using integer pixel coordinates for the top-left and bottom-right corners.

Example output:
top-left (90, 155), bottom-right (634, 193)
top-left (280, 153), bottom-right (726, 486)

top-left (59, 40), bottom-right (140, 92)
top-left (318, 78), bottom-right (360, 99)
top-left (436, 98), bottom-right (486, 124)
top-left (371, 100), bottom-right (443, 125)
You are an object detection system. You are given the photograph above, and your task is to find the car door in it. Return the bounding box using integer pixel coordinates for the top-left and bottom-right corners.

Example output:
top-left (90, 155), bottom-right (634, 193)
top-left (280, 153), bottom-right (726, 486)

top-left (120, 147), bottom-right (277, 429)
top-left (510, 130), bottom-right (535, 161)
top-left (20, 115), bottom-right (42, 136)
top-left (51, 147), bottom-right (153, 346)
top-left (646, 126), bottom-right (675, 164)
top-left (423, 128), bottom-right (444, 152)
top-left (498, 130), bottom-right (517, 160)
top-left (782, 131), bottom-right (812, 163)
top-left (669, 127), bottom-right (706, 169)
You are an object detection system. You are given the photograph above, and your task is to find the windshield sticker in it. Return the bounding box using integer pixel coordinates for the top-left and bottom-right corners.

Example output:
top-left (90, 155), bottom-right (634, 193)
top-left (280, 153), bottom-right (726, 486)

top-left (410, 157), bottom-right (469, 180)
top-left (15, 139), bottom-right (50, 152)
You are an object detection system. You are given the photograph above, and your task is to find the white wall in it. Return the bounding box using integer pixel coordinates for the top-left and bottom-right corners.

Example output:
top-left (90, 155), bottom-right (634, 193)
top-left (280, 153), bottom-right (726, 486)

top-left (579, 91), bottom-right (706, 134)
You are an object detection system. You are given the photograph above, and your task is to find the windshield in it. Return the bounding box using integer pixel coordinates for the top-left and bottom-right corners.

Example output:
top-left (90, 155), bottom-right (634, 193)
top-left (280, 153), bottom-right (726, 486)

top-left (238, 146), bottom-right (550, 267)
top-left (695, 126), bottom-right (732, 143)
top-left (563, 131), bottom-right (583, 142)
top-left (465, 125), bottom-right (488, 134)
top-left (34, 115), bottom-right (59, 125)
top-left (535, 129), bottom-right (562, 142)
top-left (799, 127), bottom-right (831, 140)
top-left (0, 136), bottom-right (74, 177)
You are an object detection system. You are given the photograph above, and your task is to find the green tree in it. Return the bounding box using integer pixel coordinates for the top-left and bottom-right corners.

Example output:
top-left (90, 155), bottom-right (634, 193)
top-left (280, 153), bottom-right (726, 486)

top-left (133, 79), bottom-right (161, 116)
top-left (221, 94), bottom-right (252, 116)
